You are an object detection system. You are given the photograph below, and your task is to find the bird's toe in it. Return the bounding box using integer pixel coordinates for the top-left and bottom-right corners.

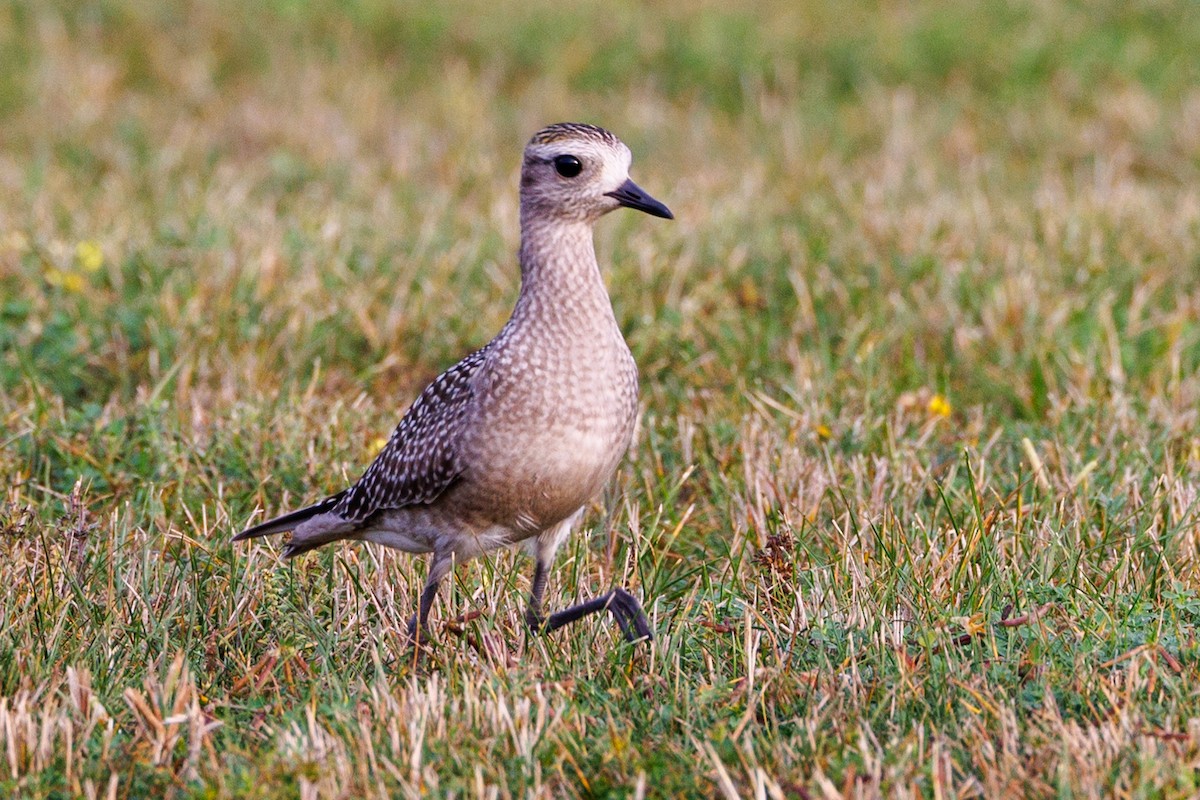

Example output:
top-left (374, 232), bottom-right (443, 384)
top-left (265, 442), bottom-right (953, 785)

top-left (611, 589), bottom-right (653, 643)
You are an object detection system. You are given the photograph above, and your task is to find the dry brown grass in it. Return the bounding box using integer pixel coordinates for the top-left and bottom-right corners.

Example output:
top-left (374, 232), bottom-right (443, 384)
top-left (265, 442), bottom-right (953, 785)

top-left (2, 0), bottom-right (1200, 796)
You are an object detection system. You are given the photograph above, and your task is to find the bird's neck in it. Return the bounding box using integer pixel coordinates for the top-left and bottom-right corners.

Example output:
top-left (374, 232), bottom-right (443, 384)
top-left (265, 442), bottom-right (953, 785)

top-left (514, 217), bottom-right (616, 327)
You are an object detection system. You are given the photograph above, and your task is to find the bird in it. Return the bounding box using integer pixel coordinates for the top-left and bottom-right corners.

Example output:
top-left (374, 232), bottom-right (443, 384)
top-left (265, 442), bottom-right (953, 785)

top-left (234, 122), bottom-right (673, 647)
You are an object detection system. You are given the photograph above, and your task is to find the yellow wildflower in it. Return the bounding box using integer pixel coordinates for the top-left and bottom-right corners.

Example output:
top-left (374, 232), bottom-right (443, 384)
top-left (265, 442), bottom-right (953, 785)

top-left (44, 267), bottom-right (85, 293)
top-left (815, 423), bottom-right (832, 440)
top-left (953, 612), bottom-right (987, 637)
top-left (369, 436), bottom-right (389, 456)
top-left (75, 240), bottom-right (104, 272)
top-left (61, 272), bottom-right (85, 292)
top-left (928, 394), bottom-right (952, 418)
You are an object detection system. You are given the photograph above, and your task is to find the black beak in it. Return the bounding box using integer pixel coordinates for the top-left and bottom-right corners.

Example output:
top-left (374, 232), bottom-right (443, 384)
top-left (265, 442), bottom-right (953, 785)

top-left (605, 179), bottom-right (674, 220)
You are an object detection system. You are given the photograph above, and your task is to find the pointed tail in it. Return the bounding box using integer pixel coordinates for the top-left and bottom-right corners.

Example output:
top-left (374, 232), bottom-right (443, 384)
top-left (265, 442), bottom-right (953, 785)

top-left (233, 491), bottom-right (347, 542)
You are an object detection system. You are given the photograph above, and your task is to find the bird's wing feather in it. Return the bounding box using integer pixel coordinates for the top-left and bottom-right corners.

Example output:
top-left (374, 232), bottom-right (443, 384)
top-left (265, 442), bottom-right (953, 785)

top-left (331, 346), bottom-right (488, 524)
top-left (233, 490), bottom-right (347, 541)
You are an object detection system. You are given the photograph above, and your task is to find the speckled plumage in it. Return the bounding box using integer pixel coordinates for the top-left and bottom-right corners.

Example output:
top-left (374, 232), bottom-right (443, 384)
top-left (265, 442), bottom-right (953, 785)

top-left (336, 347), bottom-right (487, 524)
top-left (235, 123), bottom-right (672, 644)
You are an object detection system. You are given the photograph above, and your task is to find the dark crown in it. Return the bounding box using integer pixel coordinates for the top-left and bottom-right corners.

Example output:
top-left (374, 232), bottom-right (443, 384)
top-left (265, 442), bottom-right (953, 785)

top-left (528, 122), bottom-right (619, 148)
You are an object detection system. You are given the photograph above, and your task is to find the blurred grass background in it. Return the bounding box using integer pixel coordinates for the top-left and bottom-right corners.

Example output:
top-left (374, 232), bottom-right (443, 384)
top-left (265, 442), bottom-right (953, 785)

top-left (2, 0), bottom-right (1200, 796)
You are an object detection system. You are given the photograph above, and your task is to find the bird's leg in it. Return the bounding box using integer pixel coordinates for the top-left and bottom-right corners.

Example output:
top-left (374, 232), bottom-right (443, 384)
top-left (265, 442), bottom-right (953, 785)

top-left (528, 582), bottom-right (652, 644)
top-left (406, 552), bottom-right (453, 647)
top-left (543, 589), bottom-right (652, 643)
top-left (523, 515), bottom-right (651, 644)
top-left (405, 580), bottom-right (439, 646)
top-left (524, 556), bottom-right (551, 632)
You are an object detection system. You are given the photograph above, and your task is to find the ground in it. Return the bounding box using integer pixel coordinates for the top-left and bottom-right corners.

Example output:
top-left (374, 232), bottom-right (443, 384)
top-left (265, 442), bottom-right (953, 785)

top-left (2, 0), bottom-right (1200, 797)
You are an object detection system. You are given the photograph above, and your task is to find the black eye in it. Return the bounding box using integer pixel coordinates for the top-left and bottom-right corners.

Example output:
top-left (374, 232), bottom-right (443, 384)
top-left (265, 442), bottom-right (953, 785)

top-left (553, 155), bottom-right (582, 178)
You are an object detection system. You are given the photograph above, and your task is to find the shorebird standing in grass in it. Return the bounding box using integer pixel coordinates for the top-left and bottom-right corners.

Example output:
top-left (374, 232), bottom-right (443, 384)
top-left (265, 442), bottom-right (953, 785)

top-left (235, 122), bottom-right (672, 646)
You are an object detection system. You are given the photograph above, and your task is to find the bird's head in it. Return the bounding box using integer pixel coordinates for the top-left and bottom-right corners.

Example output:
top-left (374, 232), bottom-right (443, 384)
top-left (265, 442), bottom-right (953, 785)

top-left (520, 122), bottom-right (673, 224)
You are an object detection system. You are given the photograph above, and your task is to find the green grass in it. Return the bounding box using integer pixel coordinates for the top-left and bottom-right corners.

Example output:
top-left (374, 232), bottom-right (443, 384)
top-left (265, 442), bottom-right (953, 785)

top-left (3, 0), bottom-right (1200, 796)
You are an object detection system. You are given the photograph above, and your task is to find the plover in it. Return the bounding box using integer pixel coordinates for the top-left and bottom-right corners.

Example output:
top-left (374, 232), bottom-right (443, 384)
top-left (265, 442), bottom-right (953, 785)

top-left (235, 122), bottom-right (672, 646)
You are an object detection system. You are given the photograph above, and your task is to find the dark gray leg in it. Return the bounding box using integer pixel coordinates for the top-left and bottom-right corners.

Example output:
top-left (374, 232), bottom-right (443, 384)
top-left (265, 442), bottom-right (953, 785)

top-left (406, 552), bottom-right (453, 646)
top-left (525, 559), bottom-right (652, 645)
top-left (524, 556), bottom-right (551, 631)
top-left (543, 589), bottom-right (652, 643)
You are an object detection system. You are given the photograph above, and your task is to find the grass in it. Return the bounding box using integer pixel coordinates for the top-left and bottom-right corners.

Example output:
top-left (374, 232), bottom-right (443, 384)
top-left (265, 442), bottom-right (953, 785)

top-left (2, 0), bottom-right (1200, 795)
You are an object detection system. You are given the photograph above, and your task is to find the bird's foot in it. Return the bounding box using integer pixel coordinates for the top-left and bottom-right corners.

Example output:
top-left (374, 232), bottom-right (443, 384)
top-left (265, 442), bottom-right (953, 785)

top-left (525, 607), bottom-right (546, 636)
top-left (607, 588), bottom-right (653, 644)
top-left (533, 589), bottom-right (653, 645)
top-left (405, 615), bottom-right (436, 652)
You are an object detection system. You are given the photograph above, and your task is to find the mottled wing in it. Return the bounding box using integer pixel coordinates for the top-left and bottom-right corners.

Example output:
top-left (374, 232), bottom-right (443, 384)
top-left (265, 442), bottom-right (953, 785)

top-left (332, 347), bottom-right (488, 524)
